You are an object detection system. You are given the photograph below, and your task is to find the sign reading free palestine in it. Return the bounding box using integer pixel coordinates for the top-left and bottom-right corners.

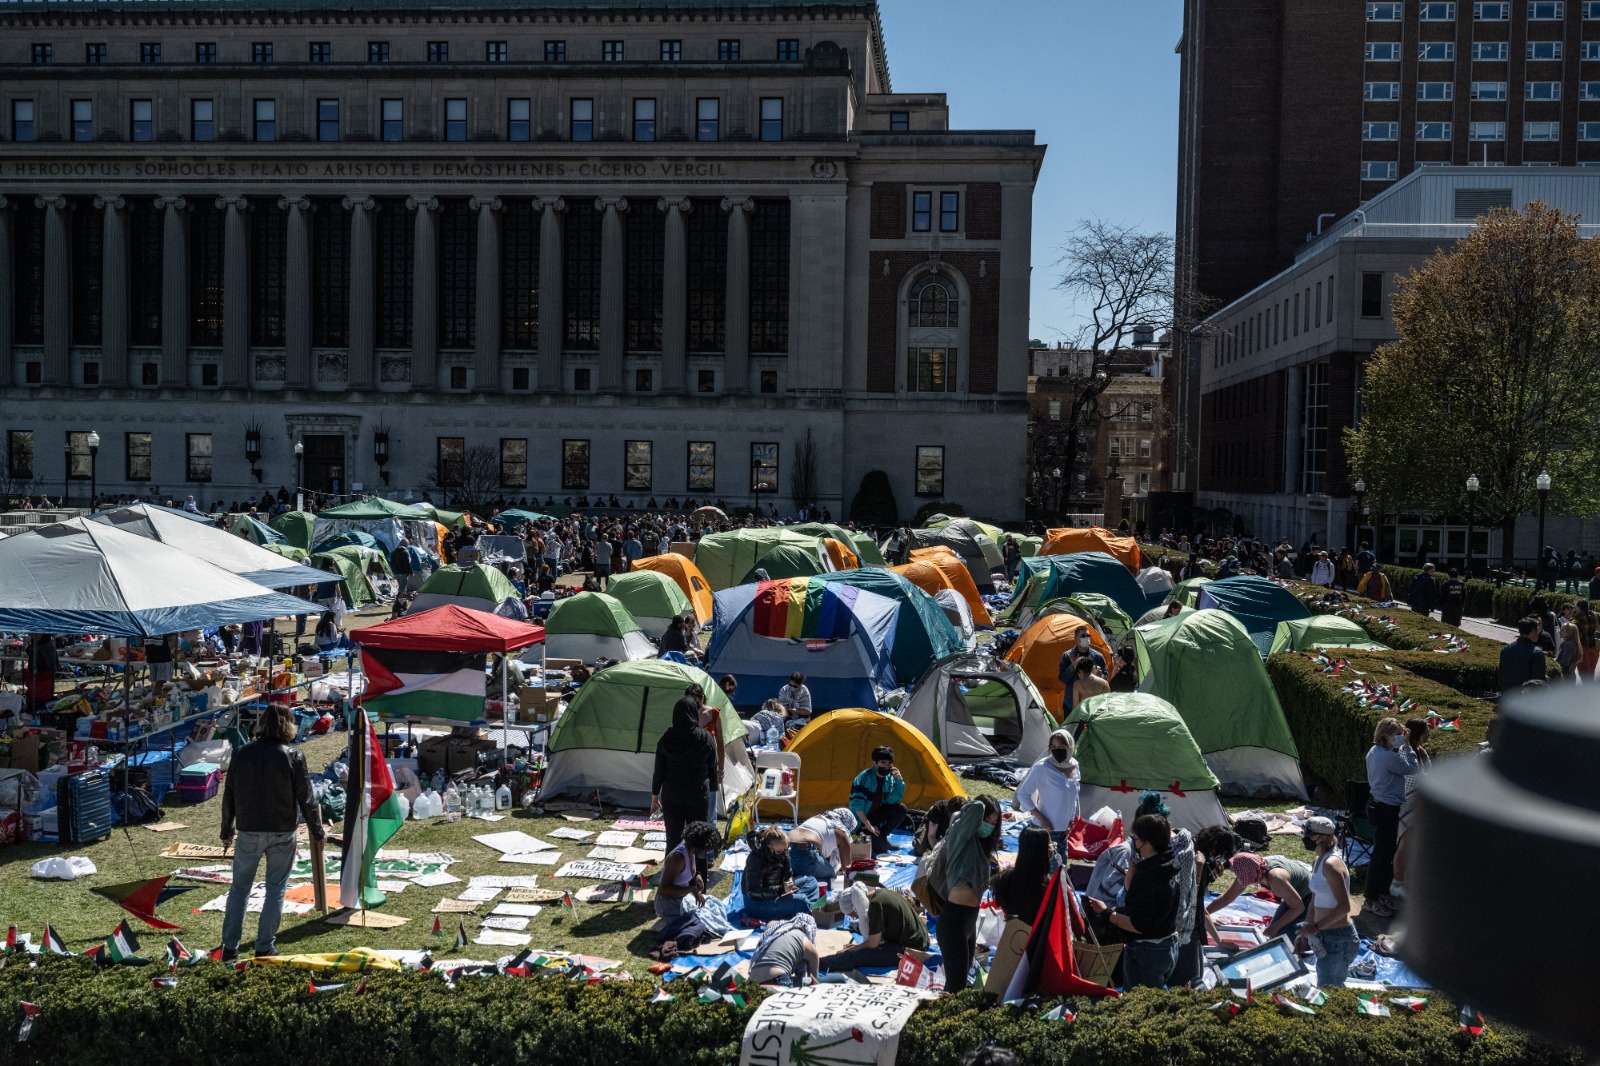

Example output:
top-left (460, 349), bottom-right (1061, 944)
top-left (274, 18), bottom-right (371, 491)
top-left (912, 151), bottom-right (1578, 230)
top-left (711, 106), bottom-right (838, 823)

top-left (740, 984), bottom-right (923, 1066)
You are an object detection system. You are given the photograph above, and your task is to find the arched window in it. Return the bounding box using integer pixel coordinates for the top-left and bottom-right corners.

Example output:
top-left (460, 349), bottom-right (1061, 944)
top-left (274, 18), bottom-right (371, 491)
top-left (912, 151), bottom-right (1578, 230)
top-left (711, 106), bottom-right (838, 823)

top-left (908, 274), bottom-right (957, 328)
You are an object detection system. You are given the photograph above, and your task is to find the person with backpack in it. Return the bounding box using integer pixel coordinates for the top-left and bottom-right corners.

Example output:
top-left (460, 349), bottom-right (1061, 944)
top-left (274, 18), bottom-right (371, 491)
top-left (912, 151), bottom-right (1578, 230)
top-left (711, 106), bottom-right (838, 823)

top-left (928, 795), bottom-right (1002, 993)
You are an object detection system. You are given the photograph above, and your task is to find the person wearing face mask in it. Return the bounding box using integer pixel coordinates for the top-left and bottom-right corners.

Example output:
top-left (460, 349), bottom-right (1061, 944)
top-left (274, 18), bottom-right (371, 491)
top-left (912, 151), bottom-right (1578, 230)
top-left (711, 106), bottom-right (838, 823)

top-left (1294, 815), bottom-right (1358, 987)
top-left (848, 746), bottom-right (908, 856)
top-left (1056, 626), bottom-right (1106, 718)
top-left (1363, 716), bottom-right (1420, 919)
top-left (1085, 812), bottom-right (1180, 988)
top-left (930, 794), bottom-right (1003, 993)
top-left (819, 882), bottom-right (929, 973)
top-left (742, 826), bottom-right (820, 920)
top-left (1012, 729), bottom-right (1081, 855)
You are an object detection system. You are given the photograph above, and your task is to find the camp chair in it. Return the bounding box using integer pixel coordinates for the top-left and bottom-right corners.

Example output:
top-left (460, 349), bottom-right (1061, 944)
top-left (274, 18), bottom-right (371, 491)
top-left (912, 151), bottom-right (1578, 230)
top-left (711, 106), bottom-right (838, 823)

top-left (751, 751), bottom-right (801, 828)
top-left (1337, 780), bottom-right (1377, 871)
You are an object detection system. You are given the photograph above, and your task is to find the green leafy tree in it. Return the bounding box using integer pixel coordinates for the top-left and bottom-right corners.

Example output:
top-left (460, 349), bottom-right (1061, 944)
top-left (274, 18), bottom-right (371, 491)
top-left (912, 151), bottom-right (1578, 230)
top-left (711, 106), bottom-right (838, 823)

top-left (1345, 202), bottom-right (1600, 565)
top-left (848, 469), bottom-right (899, 528)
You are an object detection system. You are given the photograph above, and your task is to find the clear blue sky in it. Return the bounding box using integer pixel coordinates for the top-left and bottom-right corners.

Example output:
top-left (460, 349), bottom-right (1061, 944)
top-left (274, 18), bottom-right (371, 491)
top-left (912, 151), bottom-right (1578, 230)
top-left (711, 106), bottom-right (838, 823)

top-left (878, 0), bottom-right (1184, 342)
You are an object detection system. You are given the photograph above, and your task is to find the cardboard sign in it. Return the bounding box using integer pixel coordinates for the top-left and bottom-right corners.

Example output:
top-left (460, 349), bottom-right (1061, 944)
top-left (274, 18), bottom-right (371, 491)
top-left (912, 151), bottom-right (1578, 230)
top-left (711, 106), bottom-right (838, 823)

top-left (739, 984), bottom-right (923, 1066)
top-left (325, 909), bottom-right (408, 929)
top-left (432, 898), bottom-right (480, 914)
top-left (554, 860), bottom-right (648, 882)
top-left (595, 831), bottom-right (638, 847)
top-left (982, 919), bottom-right (1034, 997)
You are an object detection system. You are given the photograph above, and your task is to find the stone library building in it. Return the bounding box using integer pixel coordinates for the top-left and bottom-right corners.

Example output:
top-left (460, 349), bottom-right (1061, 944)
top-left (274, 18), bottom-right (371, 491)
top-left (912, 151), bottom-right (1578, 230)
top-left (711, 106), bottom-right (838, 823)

top-left (0, 0), bottom-right (1043, 518)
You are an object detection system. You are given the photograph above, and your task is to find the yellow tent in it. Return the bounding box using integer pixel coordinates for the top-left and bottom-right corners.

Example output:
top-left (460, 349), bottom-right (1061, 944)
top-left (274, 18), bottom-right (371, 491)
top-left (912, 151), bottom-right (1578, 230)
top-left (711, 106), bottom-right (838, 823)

top-left (627, 552), bottom-right (715, 624)
top-left (781, 707), bottom-right (965, 818)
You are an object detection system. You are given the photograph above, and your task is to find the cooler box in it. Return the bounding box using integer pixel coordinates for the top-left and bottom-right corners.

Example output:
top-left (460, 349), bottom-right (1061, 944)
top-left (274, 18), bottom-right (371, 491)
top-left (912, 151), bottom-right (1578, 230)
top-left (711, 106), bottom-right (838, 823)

top-left (176, 761), bottom-right (222, 804)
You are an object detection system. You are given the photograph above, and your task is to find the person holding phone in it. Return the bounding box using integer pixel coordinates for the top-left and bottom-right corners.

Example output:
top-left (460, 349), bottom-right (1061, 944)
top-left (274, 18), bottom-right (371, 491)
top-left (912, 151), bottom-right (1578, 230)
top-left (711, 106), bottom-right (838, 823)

top-left (743, 826), bottom-right (819, 920)
top-left (1294, 815), bottom-right (1358, 987)
top-left (849, 746), bottom-right (908, 856)
top-left (1086, 812), bottom-right (1181, 989)
top-left (1364, 716), bottom-right (1420, 918)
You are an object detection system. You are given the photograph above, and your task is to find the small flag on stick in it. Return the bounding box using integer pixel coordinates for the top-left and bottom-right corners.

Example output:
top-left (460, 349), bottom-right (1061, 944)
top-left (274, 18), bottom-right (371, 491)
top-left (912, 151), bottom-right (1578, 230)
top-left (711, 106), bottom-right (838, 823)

top-left (453, 920), bottom-right (467, 950)
top-left (40, 926), bottom-right (70, 956)
top-left (15, 1002), bottom-right (40, 1044)
top-left (1459, 1006), bottom-right (1486, 1036)
top-left (1358, 995), bottom-right (1391, 1018)
top-left (308, 979), bottom-right (346, 995)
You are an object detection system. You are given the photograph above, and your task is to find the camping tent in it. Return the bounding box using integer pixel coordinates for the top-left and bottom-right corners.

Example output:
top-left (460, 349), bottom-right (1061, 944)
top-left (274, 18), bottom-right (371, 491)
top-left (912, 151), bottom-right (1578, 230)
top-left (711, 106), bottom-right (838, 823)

top-left (783, 708), bottom-right (964, 818)
top-left (739, 541), bottom-right (833, 585)
top-left (850, 533), bottom-right (887, 567)
top-left (1137, 566), bottom-right (1175, 607)
top-left (313, 497), bottom-right (439, 553)
top-left (604, 569), bottom-right (694, 639)
top-left (91, 503), bottom-right (330, 589)
top-left (1004, 612), bottom-right (1117, 719)
top-left (1268, 616), bottom-right (1386, 655)
top-left (1004, 533), bottom-right (1042, 559)
top-left (926, 515), bottom-right (1004, 540)
top-left (1040, 527), bottom-right (1142, 573)
top-left (542, 659), bottom-right (753, 812)
top-left (705, 578), bottom-right (900, 711)
top-left (907, 519), bottom-right (1004, 591)
top-left (933, 589), bottom-right (976, 645)
top-left (1000, 553), bottom-right (1147, 628)
top-left (1133, 610), bottom-right (1306, 798)
top-left (1133, 603), bottom-right (1190, 628)
top-left (1193, 575), bottom-right (1312, 657)
top-left (353, 604), bottom-right (544, 724)
top-left (822, 538), bottom-right (860, 572)
top-left (815, 569), bottom-right (965, 684)
top-left (269, 510), bottom-right (318, 551)
top-left (1165, 576), bottom-right (1212, 607)
top-left (628, 553), bottom-right (715, 624)
top-left (1064, 693), bottom-right (1228, 835)
top-left (225, 513), bottom-right (286, 547)
top-left (1040, 594), bottom-right (1134, 637)
top-left (543, 592), bottom-right (657, 662)
top-left (310, 548), bottom-right (377, 608)
top-left (899, 653), bottom-right (1055, 764)
top-left (695, 528), bottom-right (833, 590)
top-left (471, 535), bottom-right (527, 568)
top-left (311, 530), bottom-right (382, 554)
top-left (0, 518), bottom-right (319, 636)
top-left (890, 558), bottom-right (957, 603)
top-left (491, 509), bottom-right (549, 530)
top-left (412, 564), bottom-right (523, 617)
top-left (904, 546), bottom-right (993, 627)
top-left (407, 502), bottom-right (472, 530)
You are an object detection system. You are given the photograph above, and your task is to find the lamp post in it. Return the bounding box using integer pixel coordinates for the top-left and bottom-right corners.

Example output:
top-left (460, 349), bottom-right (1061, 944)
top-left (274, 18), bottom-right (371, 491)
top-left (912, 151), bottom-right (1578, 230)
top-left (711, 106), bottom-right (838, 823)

top-left (294, 439), bottom-right (304, 512)
top-left (1536, 469), bottom-right (1552, 590)
top-left (244, 424), bottom-right (263, 483)
top-left (1051, 466), bottom-right (1062, 517)
top-left (1465, 474), bottom-right (1480, 578)
top-left (1353, 477), bottom-right (1367, 548)
top-left (373, 428), bottom-right (391, 487)
top-left (86, 430), bottom-right (100, 509)
top-left (62, 444), bottom-right (70, 507)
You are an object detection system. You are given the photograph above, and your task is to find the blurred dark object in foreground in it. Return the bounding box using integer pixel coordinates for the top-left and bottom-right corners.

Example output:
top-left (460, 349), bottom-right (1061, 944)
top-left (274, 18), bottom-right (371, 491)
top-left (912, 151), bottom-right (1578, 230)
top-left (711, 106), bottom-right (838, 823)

top-left (1408, 688), bottom-right (1600, 1048)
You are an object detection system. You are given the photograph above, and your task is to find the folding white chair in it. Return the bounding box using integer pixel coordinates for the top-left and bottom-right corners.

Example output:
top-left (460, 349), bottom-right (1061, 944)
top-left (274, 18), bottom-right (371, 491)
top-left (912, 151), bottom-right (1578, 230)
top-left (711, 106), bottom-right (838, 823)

top-left (752, 750), bottom-right (801, 828)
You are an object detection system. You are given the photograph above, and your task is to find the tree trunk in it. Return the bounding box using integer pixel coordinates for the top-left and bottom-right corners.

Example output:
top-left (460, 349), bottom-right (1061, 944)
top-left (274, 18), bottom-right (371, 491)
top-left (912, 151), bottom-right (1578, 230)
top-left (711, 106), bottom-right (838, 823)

top-left (1499, 515), bottom-right (1517, 570)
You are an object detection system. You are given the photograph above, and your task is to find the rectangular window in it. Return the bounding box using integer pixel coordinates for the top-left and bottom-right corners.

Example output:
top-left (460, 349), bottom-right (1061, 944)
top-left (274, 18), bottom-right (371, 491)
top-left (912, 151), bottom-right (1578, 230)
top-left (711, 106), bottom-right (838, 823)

top-left (574, 368), bottom-right (593, 391)
top-left (688, 442), bottom-right (715, 491)
top-left (511, 367), bottom-right (530, 390)
top-left (125, 432), bottom-right (151, 481)
top-left (1417, 120), bottom-right (1452, 139)
top-left (1364, 121), bottom-right (1399, 139)
top-left (500, 438), bottom-right (527, 488)
top-left (141, 42), bottom-right (161, 63)
top-left (889, 110), bottom-right (910, 131)
top-left (1367, 1), bottom-right (1402, 18)
top-left (251, 42), bottom-right (271, 63)
top-left (1526, 120), bottom-right (1561, 139)
top-left (759, 97), bottom-right (784, 141)
top-left (309, 41), bottom-right (330, 62)
top-left (1528, 41), bottom-right (1563, 60)
top-left (31, 43), bottom-right (51, 64)
top-left (12, 101), bottom-right (34, 143)
top-left (1470, 120), bottom-right (1507, 139)
top-left (66, 432), bottom-right (93, 481)
top-left (1418, 81), bottom-right (1454, 100)
top-left (633, 98), bottom-right (656, 141)
top-left (254, 99), bottom-right (276, 142)
top-left (939, 191), bottom-right (960, 233)
top-left (86, 43), bottom-right (107, 63)
top-left (7, 431), bottom-right (33, 480)
top-left (915, 446), bottom-right (944, 497)
top-left (1528, 80), bottom-right (1563, 99)
top-left (571, 98), bottom-right (593, 141)
top-left (72, 99), bottom-right (93, 141)
top-left (661, 39), bottom-right (682, 61)
top-left (906, 347), bottom-right (958, 392)
top-left (195, 42), bottom-right (216, 63)
top-left (1419, 41), bottom-right (1456, 60)
top-left (1587, 0), bottom-right (1600, 15)
top-left (186, 433), bottom-right (212, 482)
top-left (453, 367), bottom-right (473, 389)
top-left (1365, 81), bottom-right (1400, 100)
top-left (1366, 42), bottom-right (1401, 61)
top-left (696, 98), bottom-right (720, 141)
top-left (129, 99), bottom-right (153, 142)
top-left (562, 440), bottom-right (590, 490)
top-left (192, 99), bottom-right (214, 141)
top-left (508, 98), bottom-right (530, 141)
top-left (1139, 437), bottom-right (1153, 459)
top-left (444, 98), bottom-right (467, 141)
top-left (436, 437), bottom-right (465, 486)
top-left (428, 41), bottom-right (449, 63)
top-left (1475, 1), bottom-right (1510, 16)
top-left (778, 39), bottom-right (801, 61)
top-left (317, 99), bottom-right (340, 141)
top-left (1420, 1), bottom-right (1457, 18)
top-left (759, 370), bottom-right (778, 394)
top-left (369, 41), bottom-right (390, 62)
top-left (487, 41), bottom-right (508, 61)
top-left (603, 40), bottom-right (623, 62)
top-left (1302, 362), bottom-right (1329, 493)
top-left (1586, 42), bottom-right (1600, 59)
top-left (718, 39), bottom-right (740, 61)
top-left (750, 443), bottom-right (778, 494)
top-left (545, 40), bottom-right (566, 62)
top-left (1474, 41), bottom-right (1509, 59)
top-left (1530, 1), bottom-right (1565, 16)
top-left (381, 99), bottom-right (403, 141)
top-left (1363, 160), bottom-right (1399, 180)
top-left (624, 441), bottom-right (652, 491)
top-left (1583, 82), bottom-right (1600, 99)
top-left (1361, 272), bottom-right (1384, 317)
top-left (912, 191), bottom-right (932, 232)
top-left (635, 368), bottom-right (654, 393)
top-left (1581, 122), bottom-right (1600, 139)
top-left (1472, 81), bottom-right (1508, 99)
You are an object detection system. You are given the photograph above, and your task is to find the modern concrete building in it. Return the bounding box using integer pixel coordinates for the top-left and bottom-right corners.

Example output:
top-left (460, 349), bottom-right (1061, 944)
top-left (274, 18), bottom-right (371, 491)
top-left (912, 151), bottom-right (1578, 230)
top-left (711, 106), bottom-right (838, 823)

top-left (0, 0), bottom-right (1044, 518)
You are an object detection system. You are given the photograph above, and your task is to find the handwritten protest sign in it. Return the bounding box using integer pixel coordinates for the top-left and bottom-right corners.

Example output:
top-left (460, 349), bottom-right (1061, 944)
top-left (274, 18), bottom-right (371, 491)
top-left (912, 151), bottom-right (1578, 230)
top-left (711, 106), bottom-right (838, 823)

top-left (739, 984), bottom-right (922, 1066)
top-left (554, 860), bottom-right (648, 882)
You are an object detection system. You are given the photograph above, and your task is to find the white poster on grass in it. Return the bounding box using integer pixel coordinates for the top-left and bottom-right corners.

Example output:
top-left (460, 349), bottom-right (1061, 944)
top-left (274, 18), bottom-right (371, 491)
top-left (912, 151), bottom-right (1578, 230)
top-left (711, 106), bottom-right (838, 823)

top-left (738, 984), bottom-right (922, 1066)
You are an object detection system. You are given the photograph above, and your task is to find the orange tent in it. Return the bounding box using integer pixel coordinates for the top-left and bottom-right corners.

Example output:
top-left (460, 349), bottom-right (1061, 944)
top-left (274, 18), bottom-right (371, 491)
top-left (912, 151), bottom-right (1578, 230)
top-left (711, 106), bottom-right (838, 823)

top-left (627, 552), bottom-right (714, 624)
top-left (823, 538), bottom-right (860, 572)
top-left (891, 559), bottom-right (957, 601)
top-left (904, 546), bottom-right (993, 627)
top-left (1004, 613), bottom-right (1116, 720)
top-left (1040, 527), bottom-right (1142, 573)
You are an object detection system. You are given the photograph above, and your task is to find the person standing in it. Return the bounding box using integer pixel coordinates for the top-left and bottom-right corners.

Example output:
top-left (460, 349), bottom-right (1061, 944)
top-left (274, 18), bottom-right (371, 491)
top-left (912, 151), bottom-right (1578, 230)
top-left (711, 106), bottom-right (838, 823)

top-left (1002, 536), bottom-right (1022, 584)
top-left (1390, 717), bottom-right (1433, 900)
top-left (931, 795), bottom-right (1003, 993)
top-left (1294, 816), bottom-right (1359, 988)
top-left (1363, 717), bottom-right (1420, 918)
top-left (1056, 626), bottom-right (1106, 717)
top-left (1498, 617), bottom-right (1548, 692)
top-left (989, 826), bottom-right (1057, 925)
top-left (1576, 600), bottom-right (1598, 680)
top-left (219, 706), bottom-right (323, 960)
top-left (1310, 551), bottom-right (1336, 587)
top-left (1356, 563), bottom-right (1391, 601)
top-left (1012, 729), bottom-right (1080, 855)
top-left (1068, 656), bottom-right (1110, 717)
top-left (848, 745), bottom-right (908, 856)
top-left (1086, 812), bottom-right (1181, 988)
top-left (1407, 563), bottom-right (1438, 619)
top-left (650, 685), bottom-right (719, 855)
top-left (1439, 568), bottom-right (1467, 627)
top-left (592, 532), bottom-right (613, 590)
top-left (622, 529), bottom-right (644, 571)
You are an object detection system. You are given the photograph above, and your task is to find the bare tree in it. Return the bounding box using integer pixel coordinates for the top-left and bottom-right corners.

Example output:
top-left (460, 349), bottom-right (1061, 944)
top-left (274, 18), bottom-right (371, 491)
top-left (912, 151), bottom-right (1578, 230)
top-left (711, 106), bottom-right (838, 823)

top-left (790, 429), bottom-right (819, 513)
top-left (425, 444), bottom-right (502, 516)
top-left (0, 440), bottom-right (39, 507)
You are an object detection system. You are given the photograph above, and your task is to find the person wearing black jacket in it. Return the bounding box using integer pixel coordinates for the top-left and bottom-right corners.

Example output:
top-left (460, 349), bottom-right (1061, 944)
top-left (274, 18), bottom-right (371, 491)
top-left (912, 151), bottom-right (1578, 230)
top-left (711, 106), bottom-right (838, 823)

top-left (742, 826), bottom-right (819, 920)
top-left (219, 706), bottom-right (323, 961)
top-left (650, 686), bottom-right (720, 854)
top-left (1088, 813), bottom-right (1179, 988)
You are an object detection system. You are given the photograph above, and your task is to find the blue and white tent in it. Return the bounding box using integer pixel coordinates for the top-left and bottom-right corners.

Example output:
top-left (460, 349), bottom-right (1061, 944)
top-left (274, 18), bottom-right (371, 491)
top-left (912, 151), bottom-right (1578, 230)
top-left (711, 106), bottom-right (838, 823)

top-left (91, 503), bottom-right (329, 590)
top-left (0, 518), bottom-right (321, 636)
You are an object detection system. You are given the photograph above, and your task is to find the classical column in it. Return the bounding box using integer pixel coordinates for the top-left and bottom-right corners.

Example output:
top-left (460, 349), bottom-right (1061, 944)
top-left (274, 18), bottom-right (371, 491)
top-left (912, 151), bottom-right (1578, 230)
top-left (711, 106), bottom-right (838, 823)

top-left (407, 196), bottom-right (440, 390)
top-left (658, 197), bottom-right (691, 395)
top-left (471, 195), bottom-right (503, 392)
top-left (279, 196), bottom-right (312, 388)
top-left (534, 196), bottom-right (566, 393)
top-left (0, 197), bottom-right (12, 386)
top-left (217, 195), bottom-right (250, 388)
top-left (95, 196), bottom-right (128, 387)
top-left (721, 196), bottom-right (754, 394)
top-left (342, 196), bottom-right (376, 389)
top-left (37, 195), bottom-right (70, 386)
top-left (154, 195), bottom-right (188, 387)
top-left (597, 196), bottom-right (629, 393)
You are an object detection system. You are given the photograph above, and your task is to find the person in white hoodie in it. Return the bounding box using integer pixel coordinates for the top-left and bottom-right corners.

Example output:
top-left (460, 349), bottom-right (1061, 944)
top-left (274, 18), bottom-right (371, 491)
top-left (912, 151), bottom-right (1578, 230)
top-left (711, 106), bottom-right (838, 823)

top-left (1310, 550), bottom-right (1336, 587)
top-left (1013, 729), bottom-right (1081, 854)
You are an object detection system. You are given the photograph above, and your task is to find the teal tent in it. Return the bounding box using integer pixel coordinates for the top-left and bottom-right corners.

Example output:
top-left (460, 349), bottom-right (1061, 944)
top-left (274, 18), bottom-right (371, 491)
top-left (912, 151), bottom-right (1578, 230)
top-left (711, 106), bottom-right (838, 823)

top-left (817, 568), bottom-right (965, 683)
top-left (227, 513), bottom-right (285, 546)
top-left (1194, 575), bottom-right (1312, 657)
top-left (492, 509), bottom-right (549, 530)
top-left (1000, 552), bottom-right (1147, 626)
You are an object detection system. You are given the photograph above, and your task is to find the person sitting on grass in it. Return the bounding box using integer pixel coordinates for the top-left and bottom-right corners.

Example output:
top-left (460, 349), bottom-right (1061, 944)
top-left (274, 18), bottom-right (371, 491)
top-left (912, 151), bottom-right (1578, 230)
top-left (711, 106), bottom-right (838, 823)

top-left (742, 826), bottom-right (819, 921)
top-left (787, 807), bottom-right (856, 886)
top-left (913, 796), bottom-right (966, 856)
top-left (819, 882), bottom-right (930, 973)
top-left (654, 820), bottom-right (719, 919)
top-left (849, 745), bottom-right (908, 856)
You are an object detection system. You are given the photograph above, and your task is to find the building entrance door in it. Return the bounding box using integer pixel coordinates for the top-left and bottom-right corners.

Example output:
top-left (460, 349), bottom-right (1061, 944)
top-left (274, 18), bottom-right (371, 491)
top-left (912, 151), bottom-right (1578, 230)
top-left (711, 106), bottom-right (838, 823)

top-left (302, 434), bottom-right (345, 495)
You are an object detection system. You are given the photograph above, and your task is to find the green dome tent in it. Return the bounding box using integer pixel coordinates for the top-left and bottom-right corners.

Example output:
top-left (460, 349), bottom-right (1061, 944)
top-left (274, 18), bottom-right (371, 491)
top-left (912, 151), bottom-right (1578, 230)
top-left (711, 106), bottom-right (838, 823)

top-left (544, 591), bottom-right (657, 662)
top-left (816, 568), bottom-right (965, 683)
top-left (270, 510), bottom-right (318, 551)
top-left (1194, 575), bottom-right (1313, 657)
top-left (227, 513), bottom-right (285, 546)
top-left (318, 496), bottom-right (420, 520)
top-left (739, 542), bottom-right (831, 584)
top-left (604, 569), bottom-right (694, 639)
top-left (408, 502), bottom-right (472, 530)
top-left (413, 563), bottom-right (522, 616)
top-left (1165, 576), bottom-right (1212, 607)
top-left (310, 547), bottom-right (378, 607)
top-left (1133, 610), bottom-right (1306, 798)
top-left (1268, 616), bottom-right (1386, 655)
top-left (1040, 592), bottom-right (1135, 637)
top-left (849, 533), bottom-right (887, 567)
top-left (1065, 692), bottom-right (1228, 834)
top-left (694, 528), bottom-right (829, 590)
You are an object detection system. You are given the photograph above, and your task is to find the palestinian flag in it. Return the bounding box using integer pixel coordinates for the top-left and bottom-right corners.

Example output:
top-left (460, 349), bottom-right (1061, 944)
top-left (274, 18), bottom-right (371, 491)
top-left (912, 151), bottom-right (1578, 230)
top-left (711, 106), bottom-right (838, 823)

top-left (1459, 1006), bottom-right (1486, 1036)
top-left (308, 980), bottom-right (346, 995)
top-left (360, 646), bottom-right (488, 723)
top-left (107, 921), bottom-right (142, 964)
top-left (1357, 995), bottom-right (1391, 1017)
top-left (204, 946), bottom-right (225, 963)
top-left (561, 892), bottom-right (576, 921)
top-left (1042, 1004), bottom-right (1075, 1022)
top-left (1390, 996), bottom-right (1428, 1013)
top-left (1003, 867), bottom-right (1120, 1002)
top-left (415, 954), bottom-right (434, 972)
top-left (150, 976), bottom-right (178, 990)
top-left (90, 877), bottom-right (197, 931)
top-left (165, 938), bottom-right (192, 972)
top-left (649, 990), bottom-right (675, 1004)
top-left (15, 1002), bottom-right (39, 1044)
top-left (431, 916), bottom-right (443, 939)
top-left (1306, 988), bottom-right (1329, 1007)
top-left (338, 708), bottom-right (405, 911)
top-left (40, 926), bottom-right (69, 956)
top-left (453, 921), bottom-right (468, 950)
top-left (1272, 993), bottom-right (1316, 1016)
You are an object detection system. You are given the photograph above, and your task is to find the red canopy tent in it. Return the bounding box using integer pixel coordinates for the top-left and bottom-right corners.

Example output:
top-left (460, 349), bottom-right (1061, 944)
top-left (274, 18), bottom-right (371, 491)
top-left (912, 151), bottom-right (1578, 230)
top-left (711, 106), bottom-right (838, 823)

top-left (350, 603), bottom-right (545, 654)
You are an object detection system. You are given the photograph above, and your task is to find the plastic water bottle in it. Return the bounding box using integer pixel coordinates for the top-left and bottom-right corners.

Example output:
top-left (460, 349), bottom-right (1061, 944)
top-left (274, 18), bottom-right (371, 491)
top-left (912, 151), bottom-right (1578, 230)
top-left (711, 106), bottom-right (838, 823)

top-left (443, 784), bottom-right (462, 823)
top-left (431, 768), bottom-right (446, 794)
top-left (766, 724), bottom-right (779, 747)
top-left (495, 783), bottom-right (512, 811)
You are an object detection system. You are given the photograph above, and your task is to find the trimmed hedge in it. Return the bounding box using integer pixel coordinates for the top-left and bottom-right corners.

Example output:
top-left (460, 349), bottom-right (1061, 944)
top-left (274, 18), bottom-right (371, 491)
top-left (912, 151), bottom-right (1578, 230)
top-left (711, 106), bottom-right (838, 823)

top-left (0, 961), bottom-right (1579, 1066)
top-left (1378, 564), bottom-right (1585, 626)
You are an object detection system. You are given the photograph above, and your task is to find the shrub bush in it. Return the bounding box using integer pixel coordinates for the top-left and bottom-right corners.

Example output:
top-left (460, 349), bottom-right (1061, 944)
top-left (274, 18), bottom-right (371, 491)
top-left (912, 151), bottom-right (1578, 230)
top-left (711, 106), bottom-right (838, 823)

top-left (0, 962), bottom-right (1578, 1066)
top-left (1378, 564), bottom-right (1584, 625)
top-left (849, 469), bottom-right (900, 528)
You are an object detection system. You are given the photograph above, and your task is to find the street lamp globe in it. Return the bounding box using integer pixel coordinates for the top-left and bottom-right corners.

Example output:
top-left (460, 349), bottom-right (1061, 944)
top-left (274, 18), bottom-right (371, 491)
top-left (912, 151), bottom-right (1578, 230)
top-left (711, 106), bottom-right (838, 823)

top-left (1537, 470), bottom-right (1552, 493)
top-left (86, 430), bottom-right (100, 450)
top-left (1466, 474), bottom-right (1479, 494)
top-left (294, 440), bottom-right (304, 457)
top-left (1354, 477), bottom-right (1365, 494)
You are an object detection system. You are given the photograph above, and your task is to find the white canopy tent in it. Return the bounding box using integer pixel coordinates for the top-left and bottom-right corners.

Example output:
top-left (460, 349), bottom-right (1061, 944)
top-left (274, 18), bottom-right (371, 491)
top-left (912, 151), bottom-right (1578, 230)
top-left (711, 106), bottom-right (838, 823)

top-left (90, 503), bottom-right (329, 590)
